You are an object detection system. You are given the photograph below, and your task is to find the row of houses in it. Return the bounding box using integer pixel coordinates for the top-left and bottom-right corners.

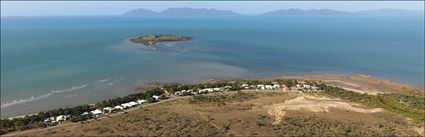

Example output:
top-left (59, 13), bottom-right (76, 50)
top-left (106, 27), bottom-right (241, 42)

top-left (296, 84), bottom-right (320, 92)
top-left (173, 83), bottom-right (290, 96)
top-left (43, 115), bottom-right (70, 124)
top-left (174, 86), bottom-right (231, 96)
top-left (241, 83), bottom-right (289, 91)
top-left (44, 95), bottom-right (161, 124)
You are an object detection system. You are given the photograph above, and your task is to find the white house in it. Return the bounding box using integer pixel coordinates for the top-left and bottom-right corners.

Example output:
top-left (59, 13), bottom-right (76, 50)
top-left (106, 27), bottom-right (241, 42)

top-left (257, 84), bottom-right (265, 90)
top-left (44, 116), bottom-right (56, 123)
top-left (152, 95), bottom-right (160, 100)
top-left (81, 112), bottom-right (89, 116)
top-left (128, 101), bottom-right (138, 106)
top-left (174, 91), bottom-right (182, 96)
top-left (103, 107), bottom-right (113, 112)
top-left (44, 118), bottom-right (51, 123)
top-left (205, 88), bottom-right (214, 92)
top-left (121, 103), bottom-right (132, 108)
top-left (265, 85), bottom-right (273, 90)
top-left (303, 84), bottom-right (311, 89)
top-left (137, 99), bottom-right (146, 104)
top-left (296, 84), bottom-right (301, 89)
top-left (312, 86), bottom-right (319, 91)
top-left (213, 88), bottom-right (223, 92)
top-left (272, 84), bottom-right (281, 89)
top-left (56, 115), bottom-right (67, 122)
top-left (114, 105), bottom-right (124, 110)
top-left (187, 89), bottom-right (195, 94)
top-left (90, 109), bottom-right (103, 115)
top-left (241, 84), bottom-right (249, 88)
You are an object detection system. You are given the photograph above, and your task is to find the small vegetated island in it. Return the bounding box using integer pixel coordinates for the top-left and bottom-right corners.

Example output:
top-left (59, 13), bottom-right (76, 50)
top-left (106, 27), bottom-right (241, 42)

top-left (129, 34), bottom-right (192, 47)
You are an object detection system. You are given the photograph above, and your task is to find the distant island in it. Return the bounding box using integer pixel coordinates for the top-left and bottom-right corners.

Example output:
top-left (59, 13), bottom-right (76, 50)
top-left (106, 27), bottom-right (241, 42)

top-left (123, 7), bottom-right (424, 16)
top-left (261, 9), bottom-right (354, 16)
top-left (124, 7), bottom-right (239, 16)
top-left (129, 35), bottom-right (192, 46)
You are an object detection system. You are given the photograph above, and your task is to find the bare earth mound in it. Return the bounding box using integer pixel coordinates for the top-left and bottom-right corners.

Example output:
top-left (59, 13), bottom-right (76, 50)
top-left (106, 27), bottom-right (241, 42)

top-left (266, 94), bottom-right (383, 124)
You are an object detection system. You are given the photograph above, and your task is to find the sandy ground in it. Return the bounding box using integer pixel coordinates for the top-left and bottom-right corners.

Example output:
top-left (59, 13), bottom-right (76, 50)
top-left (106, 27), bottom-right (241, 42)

top-left (266, 94), bottom-right (383, 124)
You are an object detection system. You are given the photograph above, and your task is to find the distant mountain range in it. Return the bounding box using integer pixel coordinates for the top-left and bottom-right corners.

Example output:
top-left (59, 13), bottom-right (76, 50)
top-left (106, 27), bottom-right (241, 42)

top-left (260, 8), bottom-right (424, 16)
top-left (124, 7), bottom-right (424, 16)
top-left (261, 9), bottom-right (354, 16)
top-left (124, 7), bottom-right (239, 16)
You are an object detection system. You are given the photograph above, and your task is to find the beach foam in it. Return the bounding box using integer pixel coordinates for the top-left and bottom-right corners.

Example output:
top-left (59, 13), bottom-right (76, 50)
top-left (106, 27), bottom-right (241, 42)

top-left (1, 77), bottom-right (127, 109)
top-left (1, 84), bottom-right (88, 108)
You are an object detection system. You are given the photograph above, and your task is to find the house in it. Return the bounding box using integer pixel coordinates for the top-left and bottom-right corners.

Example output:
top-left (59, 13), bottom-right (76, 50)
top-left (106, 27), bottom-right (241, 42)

top-left (198, 89), bottom-right (206, 94)
top-left (56, 115), bottom-right (67, 122)
top-left (205, 88), bottom-right (214, 92)
top-left (81, 112), bottom-right (89, 116)
top-left (44, 118), bottom-right (51, 123)
top-left (272, 84), bottom-right (281, 89)
top-left (103, 107), bottom-right (113, 113)
top-left (303, 84), bottom-right (311, 89)
top-left (90, 109), bottom-right (103, 115)
top-left (137, 99), bottom-right (146, 104)
top-left (241, 84), bottom-right (249, 88)
top-left (187, 89), bottom-right (195, 94)
top-left (213, 88), bottom-right (223, 92)
top-left (224, 85), bottom-right (232, 89)
top-left (265, 85), bottom-right (273, 90)
top-left (249, 85), bottom-right (256, 89)
top-left (121, 103), bottom-right (132, 108)
top-left (152, 95), bottom-right (160, 100)
top-left (281, 84), bottom-right (289, 91)
top-left (114, 105), bottom-right (124, 110)
top-left (129, 101), bottom-right (138, 106)
top-left (312, 86), bottom-right (319, 90)
top-left (174, 91), bottom-right (182, 96)
top-left (44, 116), bottom-right (56, 123)
top-left (257, 84), bottom-right (265, 90)
top-left (296, 84), bottom-right (301, 89)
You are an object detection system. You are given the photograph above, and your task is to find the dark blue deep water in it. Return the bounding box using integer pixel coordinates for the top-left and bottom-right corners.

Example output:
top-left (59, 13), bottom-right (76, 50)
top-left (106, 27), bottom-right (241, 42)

top-left (1, 16), bottom-right (423, 117)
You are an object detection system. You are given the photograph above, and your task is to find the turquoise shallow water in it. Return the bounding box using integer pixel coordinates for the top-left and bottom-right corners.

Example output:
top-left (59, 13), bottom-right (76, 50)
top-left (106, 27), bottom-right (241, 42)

top-left (1, 16), bottom-right (424, 117)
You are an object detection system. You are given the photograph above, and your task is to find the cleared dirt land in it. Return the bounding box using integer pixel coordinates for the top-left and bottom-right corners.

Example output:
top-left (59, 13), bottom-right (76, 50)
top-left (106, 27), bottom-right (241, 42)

top-left (15, 91), bottom-right (421, 136)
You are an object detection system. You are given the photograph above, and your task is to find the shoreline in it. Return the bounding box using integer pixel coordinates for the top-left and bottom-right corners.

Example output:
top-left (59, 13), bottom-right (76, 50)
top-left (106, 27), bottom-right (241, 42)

top-left (2, 74), bottom-right (424, 136)
top-left (2, 73), bottom-right (423, 119)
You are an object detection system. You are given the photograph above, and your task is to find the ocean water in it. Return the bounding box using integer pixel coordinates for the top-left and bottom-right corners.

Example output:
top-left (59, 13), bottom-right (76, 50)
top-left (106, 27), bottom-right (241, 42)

top-left (1, 16), bottom-right (424, 117)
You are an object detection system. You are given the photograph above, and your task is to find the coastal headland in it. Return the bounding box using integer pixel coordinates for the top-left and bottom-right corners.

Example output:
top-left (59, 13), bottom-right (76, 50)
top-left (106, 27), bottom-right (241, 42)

top-left (2, 74), bottom-right (424, 136)
top-left (129, 34), bottom-right (192, 47)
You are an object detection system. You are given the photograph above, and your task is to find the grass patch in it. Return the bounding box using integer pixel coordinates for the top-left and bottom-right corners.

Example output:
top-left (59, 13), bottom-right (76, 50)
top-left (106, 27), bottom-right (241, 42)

top-left (320, 85), bottom-right (425, 122)
top-left (190, 91), bottom-right (256, 105)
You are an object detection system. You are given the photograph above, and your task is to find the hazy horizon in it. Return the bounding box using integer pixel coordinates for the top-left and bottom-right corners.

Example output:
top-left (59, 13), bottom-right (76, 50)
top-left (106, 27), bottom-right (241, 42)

top-left (1, 1), bottom-right (424, 17)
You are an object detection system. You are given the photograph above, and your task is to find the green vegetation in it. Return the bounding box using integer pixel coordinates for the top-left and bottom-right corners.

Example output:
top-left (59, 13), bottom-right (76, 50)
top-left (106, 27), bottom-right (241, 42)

top-left (266, 115), bottom-right (420, 136)
top-left (190, 91), bottom-right (256, 105)
top-left (129, 34), bottom-right (192, 46)
top-left (318, 83), bottom-right (425, 122)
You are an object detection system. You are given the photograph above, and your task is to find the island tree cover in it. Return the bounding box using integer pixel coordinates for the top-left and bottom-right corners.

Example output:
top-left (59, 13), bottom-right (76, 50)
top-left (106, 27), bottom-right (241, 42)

top-left (129, 35), bottom-right (192, 46)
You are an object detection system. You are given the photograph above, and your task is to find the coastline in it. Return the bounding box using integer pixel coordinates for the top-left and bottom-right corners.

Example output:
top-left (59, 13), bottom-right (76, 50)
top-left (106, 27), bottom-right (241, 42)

top-left (2, 73), bottom-right (423, 119)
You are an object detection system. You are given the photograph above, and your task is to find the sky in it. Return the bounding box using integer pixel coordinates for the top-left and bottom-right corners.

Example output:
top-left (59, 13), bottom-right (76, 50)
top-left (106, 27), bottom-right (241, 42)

top-left (1, 1), bottom-right (424, 16)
